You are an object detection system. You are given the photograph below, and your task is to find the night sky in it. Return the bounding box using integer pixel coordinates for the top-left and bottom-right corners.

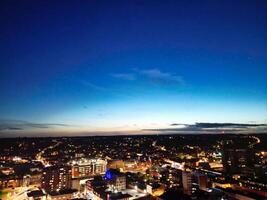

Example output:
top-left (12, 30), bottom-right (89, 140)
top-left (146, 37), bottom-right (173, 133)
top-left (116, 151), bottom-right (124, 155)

top-left (1, 0), bottom-right (267, 136)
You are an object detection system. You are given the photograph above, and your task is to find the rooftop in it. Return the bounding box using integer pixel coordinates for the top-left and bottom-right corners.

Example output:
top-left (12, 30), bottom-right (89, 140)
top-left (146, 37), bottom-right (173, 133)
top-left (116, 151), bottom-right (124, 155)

top-left (27, 190), bottom-right (45, 197)
top-left (48, 189), bottom-right (78, 196)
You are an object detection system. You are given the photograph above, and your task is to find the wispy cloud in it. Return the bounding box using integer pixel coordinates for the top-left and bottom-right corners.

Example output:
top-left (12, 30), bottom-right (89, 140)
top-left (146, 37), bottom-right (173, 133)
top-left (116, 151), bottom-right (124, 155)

top-left (78, 79), bottom-right (133, 98)
top-left (111, 68), bottom-right (184, 86)
top-left (79, 68), bottom-right (183, 93)
top-left (110, 73), bottom-right (136, 81)
top-left (0, 119), bottom-right (70, 131)
top-left (171, 122), bottom-right (266, 128)
top-left (138, 68), bottom-right (184, 85)
top-left (170, 123), bottom-right (187, 126)
top-left (79, 80), bottom-right (107, 91)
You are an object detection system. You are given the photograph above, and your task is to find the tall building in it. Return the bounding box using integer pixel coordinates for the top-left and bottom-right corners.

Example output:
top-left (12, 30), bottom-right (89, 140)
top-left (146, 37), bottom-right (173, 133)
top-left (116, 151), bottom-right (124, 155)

top-left (42, 166), bottom-right (72, 192)
top-left (182, 171), bottom-right (192, 196)
top-left (222, 147), bottom-right (254, 174)
top-left (71, 158), bottom-right (107, 178)
top-left (195, 173), bottom-right (208, 191)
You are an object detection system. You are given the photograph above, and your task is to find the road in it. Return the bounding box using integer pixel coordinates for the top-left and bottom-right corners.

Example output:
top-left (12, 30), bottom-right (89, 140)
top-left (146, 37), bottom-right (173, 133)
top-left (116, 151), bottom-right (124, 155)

top-left (248, 135), bottom-right (260, 148)
top-left (35, 140), bottom-right (61, 166)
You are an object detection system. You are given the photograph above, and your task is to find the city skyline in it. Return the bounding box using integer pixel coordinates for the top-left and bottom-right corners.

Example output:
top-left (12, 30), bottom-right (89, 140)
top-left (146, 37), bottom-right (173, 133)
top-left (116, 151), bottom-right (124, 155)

top-left (1, 0), bottom-right (267, 137)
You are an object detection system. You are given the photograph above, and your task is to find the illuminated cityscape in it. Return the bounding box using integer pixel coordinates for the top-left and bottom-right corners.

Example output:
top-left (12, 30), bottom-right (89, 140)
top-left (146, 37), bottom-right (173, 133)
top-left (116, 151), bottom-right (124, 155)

top-left (0, 135), bottom-right (266, 199)
top-left (0, 0), bottom-right (267, 200)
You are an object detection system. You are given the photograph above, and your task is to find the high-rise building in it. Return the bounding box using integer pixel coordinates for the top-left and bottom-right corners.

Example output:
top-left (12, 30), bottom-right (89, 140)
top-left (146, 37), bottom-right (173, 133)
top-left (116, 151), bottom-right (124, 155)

top-left (195, 173), bottom-right (208, 191)
top-left (71, 158), bottom-right (107, 178)
top-left (42, 166), bottom-right (72, 193)
top-left (222, 147), bottom-right (254, 174)
top-left (182, 171), bottom-right (192, 196)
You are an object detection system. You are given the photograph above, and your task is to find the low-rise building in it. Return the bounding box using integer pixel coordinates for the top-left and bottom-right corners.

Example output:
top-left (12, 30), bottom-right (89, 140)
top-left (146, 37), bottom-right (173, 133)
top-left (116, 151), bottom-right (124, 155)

top-left (105, 169), bottom-right (126, 192)
top-left (146, 183), bottom-right (165, 197)
top-left (47, 189), bottom-right (78, 200)
top-left (26, 190), bottom-right (46, 200)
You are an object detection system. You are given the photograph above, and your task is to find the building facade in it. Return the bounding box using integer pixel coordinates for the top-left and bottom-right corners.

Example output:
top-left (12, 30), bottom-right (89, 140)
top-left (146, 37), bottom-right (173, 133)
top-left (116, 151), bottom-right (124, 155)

top-left (222, 147), bottom-right (254, 174)
top-left (182, 171), bottom-right (192, 196)
top-left (41, 166), bottom-right (72, 192)
top-left (71, 158), bottom-right (107, 178)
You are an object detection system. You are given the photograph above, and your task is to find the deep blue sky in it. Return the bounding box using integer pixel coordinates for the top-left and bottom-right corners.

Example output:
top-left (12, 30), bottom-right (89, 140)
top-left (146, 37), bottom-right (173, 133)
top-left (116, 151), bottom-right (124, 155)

top-left (0, 0), bottom-right (267, 136)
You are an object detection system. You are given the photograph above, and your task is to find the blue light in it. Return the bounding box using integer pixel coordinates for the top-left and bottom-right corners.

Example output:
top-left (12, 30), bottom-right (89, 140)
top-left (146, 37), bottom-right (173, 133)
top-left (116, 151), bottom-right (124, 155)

top-left (105, 170), bottom-right (112, 180)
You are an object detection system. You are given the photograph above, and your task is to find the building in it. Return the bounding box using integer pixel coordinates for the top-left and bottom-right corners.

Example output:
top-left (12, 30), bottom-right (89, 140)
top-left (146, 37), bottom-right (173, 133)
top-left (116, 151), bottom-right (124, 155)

top-left (85, 176), bottom-right (108, 200)
top-left (222, 147), bottom-right (254, 174)
top-left (0, 167), bottom-right (14, 175)
top-left (26, 190), bottom-right (46, 200)
top-left (107, 160), bottom-right (125, 170)
top-left (41, 166), bottom-right (72, 192)
top-left (47, 189), bottom-right (78, 200)
top-left (105, 169), bottom-right (126, 192)
top-left (196, 173), bottom-right (208, 191)
top-left (146, 183), bottom-right (165, 196)
top-left (182, 171), bottom-right (192, 196)
top-left (71, 158), bottom-right (107, 178)
top-left (107, 192), bottom-right (132, 200)
top-left (23, 173), bottom-right (42, 187)
top-left (0, 176), bottom-right (23, 189)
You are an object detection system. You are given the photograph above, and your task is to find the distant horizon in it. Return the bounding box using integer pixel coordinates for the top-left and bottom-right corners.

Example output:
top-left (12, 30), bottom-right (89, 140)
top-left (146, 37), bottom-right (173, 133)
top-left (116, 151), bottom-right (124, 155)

top-left (0, 121), bottom-right (266, 138)
top-left (0, 132), bottom-right (267, 139)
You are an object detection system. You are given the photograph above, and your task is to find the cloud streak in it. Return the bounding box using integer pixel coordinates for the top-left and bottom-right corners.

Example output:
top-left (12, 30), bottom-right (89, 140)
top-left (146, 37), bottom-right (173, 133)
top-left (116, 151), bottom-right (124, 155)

top-left (77, 68), bottom-right (184, 96)
top-left (111, 68), bottom-right (184, 86)
top-left (144, 122), bottom-right (267, 134)
top-left (0, 119), bottom-right (70, 131)
top-left (170, 122), bottom-right (266, 128)
top-left (138, 68), bottom-right (184, 85)
top-left (79, 80), bottom-right (107, 91)
top-left (110, 73), bottom-right (136, 81)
